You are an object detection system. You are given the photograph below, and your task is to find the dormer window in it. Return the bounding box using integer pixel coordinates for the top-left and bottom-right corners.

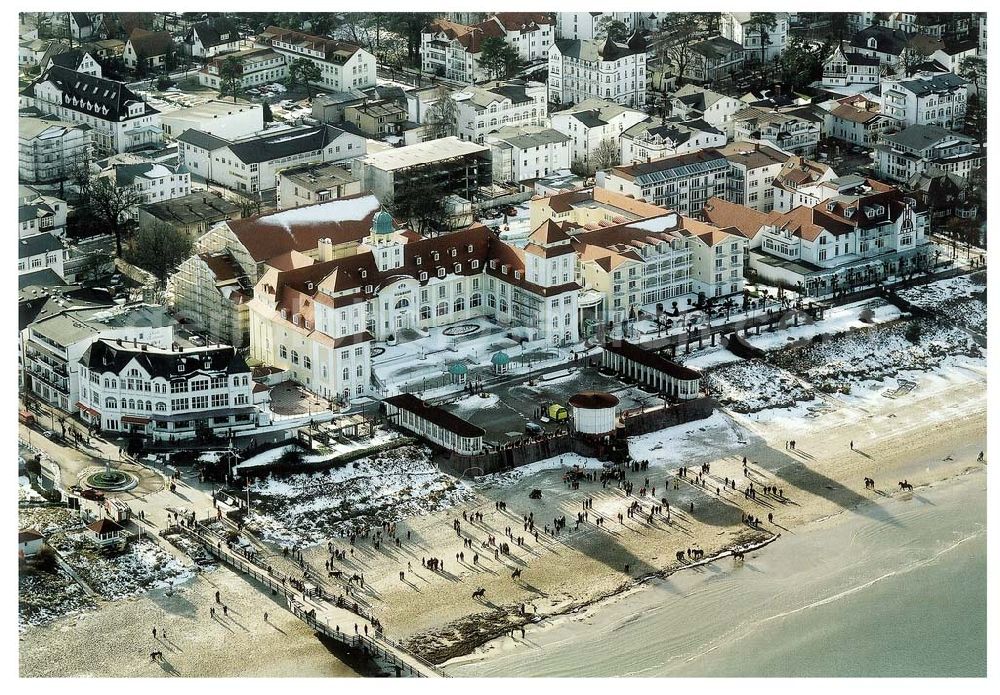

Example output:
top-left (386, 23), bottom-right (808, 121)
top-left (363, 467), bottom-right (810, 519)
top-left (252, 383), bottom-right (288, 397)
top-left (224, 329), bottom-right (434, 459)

top-left (432, 252), bottom-right (439, 261)
top-left (416, 256), bottom-right (422, 265)
top-left (471, 260), bottom-right (480, 269)
top-left (467, 244), bottom-right (473, 252)
top-left (419, 271), bottom-right (427, 281)
top-left (455, 263), bottom-right (462, 273)
top-left (450, 248), bottom-right (457, 257)
top-left (360, 269), bottom-right (367, 278)
top-left (514, 271), bottom-right (521, 280)
top-left (438, 267), bottom-right (446, 278)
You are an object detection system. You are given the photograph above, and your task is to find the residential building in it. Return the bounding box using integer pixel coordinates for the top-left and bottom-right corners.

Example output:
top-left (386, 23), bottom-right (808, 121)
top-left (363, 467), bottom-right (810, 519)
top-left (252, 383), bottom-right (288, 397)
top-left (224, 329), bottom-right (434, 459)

top-left (185, 16), bottom-right (242, 58)
top-left (137, 191), bottom-right (242, 239)
top-left (383, 393), bottom-right (485, 454)
top-left (487, 127), bottom-right (571, 183)
top-left (879, 72), bottom-right (969, 130)
top-left (771, 156), bottom-right (839, 212)
top-left (528, 186), bottom-right (666, 231)
top-left (848, 26), bottom-right (912, 67)
top-left (599, 149), bottom-right (729, 218)
top-left (22, 303), bottom-right (174, 412)
top-left (489, 13), bottom-right (555, 63)
top-left (620, 118), bottom-right (726, 165)
top-left (670, 84), bottom-right (746, 137)
top-left (905, 169), bottom-right (978, 221)
top-left (18, 233), bottom-right (67, 281)
top-left (548, 36), bottom-right (648, 107)
top-left (420, 14), bottom-right (552, 82)
top-left (732, 106), bottom-right (821, 156)
top-left (343, 100), bottom-right (407, 138)
top-left (77, 338), bottom-right (270, 440)
top-left (352, 137), bottom-right (492, 205)
top-left (420, 18), bottom-right (493, 83)
top-left (70, 12), bottom-right (100, 41)
top-left (41, 48), bottom-right (103, 77)
top-left (823, 95), bottom-right (893, 148)
top-left (19, 116), bottom-right (93, 185)
top-left (123, 29), bottom-right (173, 70)
top-left (718, 141), bottom-right (790, 212)
top-left (746, 178), bottom-right (934, 296)
top-left (276, 162), bottom-right (361, 210)
top-left (160, 99), bottom-right (264, 141)
top-left (19, 186), bottom-right (68, 240)
top-left (720, 12), bottom-right (789, 63)
top-left (549, 98), bottom-right (648, 172)
top-left (176, 123), bottom-right (365, 194)
top-left (20, 66), bottom-right (163, 156)
top-left (97, 161), bottom-right (191, 209)
top-left (554, 12), bottom-right (639, 41)
top-left (312, 90), bottom-right (368, 125)
top-left (822, 43), bottom-right (881, 88)
top-left (680, 36), bottom-right (745, 84)
top-left (19, 38), bottom-right (50, 68)
top-left (260, 26), bottom-right (376, 92)
top-left (451, 80), bottom-right (548, 144)
top-left (172, 195), bottom-right (385, 347)
top-left (874, 125), bottom-right (983, 183)
top-left (198, 48), bottom-right (288, 90)
top-left (247, 216), bottom-right (580, 401)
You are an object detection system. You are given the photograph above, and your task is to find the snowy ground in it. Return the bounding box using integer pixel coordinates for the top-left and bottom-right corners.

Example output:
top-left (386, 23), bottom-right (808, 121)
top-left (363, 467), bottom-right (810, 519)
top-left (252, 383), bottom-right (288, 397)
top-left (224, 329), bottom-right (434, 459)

top-left (235, 428), bottom-right (402, 471)
top-left (245, 444), bottom-right (474, 547)
top-left (898, 274), bottom-right (987, 335)
top-left (769, 318), bottom-right (983, 393)
top-left (706, 361), bottom-right (815, 413)
top-left (47, 534), bottom-right (196, 602)
top-left (19, 563), bottom-right (96, 632)
top-left (19, 475), bottom-right (44, 503)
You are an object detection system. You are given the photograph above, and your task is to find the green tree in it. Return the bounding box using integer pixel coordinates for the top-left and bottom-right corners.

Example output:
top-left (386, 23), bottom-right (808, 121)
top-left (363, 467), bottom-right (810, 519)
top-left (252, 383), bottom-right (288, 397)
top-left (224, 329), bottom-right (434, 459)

top-left (85, 178), bottom-right (145, 257)
top-left (779, 37), bottom-right (823, 90)
top-left (262, 100), bottom-right (273, 122)
top-left (604, 20), bottom-right (629, 44)
top-left (218, 55), bottom-right (244, 103)
top-left (123, 221), bottom-right (193, 285)
top-left (478, 36), bottom-right (521, 80)
top-left (959, 55), bottom-right (986, 94)
top-left (388, 178), bottom-right (448, 234)
top-left (289, 57), bottom-right (322, 99)
top-left (746, 12), bottom-right (778, 70)
top-left (384, 13), bottom-right (438, 66)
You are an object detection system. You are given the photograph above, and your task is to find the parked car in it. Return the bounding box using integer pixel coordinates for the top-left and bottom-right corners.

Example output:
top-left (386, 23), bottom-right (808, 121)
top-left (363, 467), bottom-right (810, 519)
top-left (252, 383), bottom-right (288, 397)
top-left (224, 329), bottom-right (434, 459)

top-left (525, 421), bottom-right (544, 435)
top-left (79, 488), bottom-right (105, 501)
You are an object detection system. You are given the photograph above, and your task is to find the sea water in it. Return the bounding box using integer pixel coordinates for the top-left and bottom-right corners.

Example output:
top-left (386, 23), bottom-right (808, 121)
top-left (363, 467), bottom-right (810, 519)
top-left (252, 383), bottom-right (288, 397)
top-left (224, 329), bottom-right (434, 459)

top-left (447, 469), bottom-right (986, 678)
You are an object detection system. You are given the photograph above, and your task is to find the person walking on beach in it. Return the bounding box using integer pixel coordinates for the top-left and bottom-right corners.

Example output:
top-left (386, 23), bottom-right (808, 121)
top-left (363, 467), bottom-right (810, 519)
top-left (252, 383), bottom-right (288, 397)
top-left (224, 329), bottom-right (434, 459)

top-left (152, 627), bottom-right (157, 639)
top-left (850, 440), bottom-right (854, 450)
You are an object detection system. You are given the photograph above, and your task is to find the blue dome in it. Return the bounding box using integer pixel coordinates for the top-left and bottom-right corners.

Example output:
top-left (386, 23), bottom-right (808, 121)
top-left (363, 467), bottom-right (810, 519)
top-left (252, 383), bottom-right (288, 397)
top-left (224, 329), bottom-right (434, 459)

top-left (372, 209), bottom-right (394, 234)
top-left (448, 363), bottom-right (468, 375)
top-left (491, 351), bottom-right (510, 365)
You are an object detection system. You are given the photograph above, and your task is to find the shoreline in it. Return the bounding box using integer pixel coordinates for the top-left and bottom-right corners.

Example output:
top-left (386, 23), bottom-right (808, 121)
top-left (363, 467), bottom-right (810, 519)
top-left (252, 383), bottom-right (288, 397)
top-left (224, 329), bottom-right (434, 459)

top-left (442, 463), bottom-right (987, 674)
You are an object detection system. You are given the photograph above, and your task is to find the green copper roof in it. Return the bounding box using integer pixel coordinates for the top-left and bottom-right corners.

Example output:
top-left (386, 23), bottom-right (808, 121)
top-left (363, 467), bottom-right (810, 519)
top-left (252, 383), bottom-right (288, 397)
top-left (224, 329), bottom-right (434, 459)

top-left (448, 363), bottom-right (468, 375)
top-left (491, 351), bottom-right (511, 365)
top-left (372, 208), bottom-right (394, 234)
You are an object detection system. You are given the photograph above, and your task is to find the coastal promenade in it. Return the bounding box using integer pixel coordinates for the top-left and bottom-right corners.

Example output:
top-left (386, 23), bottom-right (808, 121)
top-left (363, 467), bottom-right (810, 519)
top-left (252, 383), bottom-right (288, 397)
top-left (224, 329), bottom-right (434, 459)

top-left (183, 521), bottom-right (445, 678)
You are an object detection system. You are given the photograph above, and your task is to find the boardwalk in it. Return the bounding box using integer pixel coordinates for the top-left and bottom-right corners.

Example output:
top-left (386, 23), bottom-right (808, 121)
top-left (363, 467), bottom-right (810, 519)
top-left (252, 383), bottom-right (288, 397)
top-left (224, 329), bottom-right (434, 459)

top-left (183, 522), bottom-right (444, 678)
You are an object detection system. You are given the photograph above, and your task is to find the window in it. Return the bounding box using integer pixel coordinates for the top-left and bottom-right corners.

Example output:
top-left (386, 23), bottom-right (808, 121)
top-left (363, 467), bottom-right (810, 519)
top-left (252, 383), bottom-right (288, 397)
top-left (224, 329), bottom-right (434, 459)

top-left (291, 350), bottom-right (299, 365)
top-left (454, 297), bottom-right (465, 312)
top-left (156, 402), bottom-right (166, 411)
top-left (192, 395), bottom-right (209, 409)
top-left (356, 365), bottom-right (363, 377)
top-left (303, 356), bottom-right (312, 369)
top-left (342, 367), bottom-right (349, 380)
top-left (191, 379), bottom-right (208, 391)
top-left (279, 345), bottom-right (287, 359)
top-left (436, 302), bottom-right (448, 316)
top-left (105, 397), bottom-right (117, 409)
top-left (212, 393), bottom-right (229, 407)
top-left (211, 375), bottom-right (226, 389)
top-left (470, 293), bottom-right (482, 308)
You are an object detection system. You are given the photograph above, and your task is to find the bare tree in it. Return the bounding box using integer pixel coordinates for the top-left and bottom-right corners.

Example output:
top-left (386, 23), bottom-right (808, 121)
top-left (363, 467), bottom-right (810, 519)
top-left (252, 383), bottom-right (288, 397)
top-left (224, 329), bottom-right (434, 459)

top-left (424, 85), bottom-right (457, 139)
top-left (592, 138), bottom-right (621, 172)
top-left (85, 178), bottom-right (145, 257)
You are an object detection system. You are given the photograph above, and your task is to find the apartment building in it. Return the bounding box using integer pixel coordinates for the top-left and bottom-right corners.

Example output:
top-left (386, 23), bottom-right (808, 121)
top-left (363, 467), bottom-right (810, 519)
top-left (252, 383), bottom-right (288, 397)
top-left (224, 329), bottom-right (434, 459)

top-left (199, 48), bottom-right (289, 90)
top-left (160, 99), bottom-right (264, 141)
top-left (620, 118), bottom-right (726, 165)
top-left (548, 36), bottom-right (648, 108)
top-left (554, 12), bottom-right (639, 41)
top-left (732, 106), bottom-right (821, 156)
top-left (487, 127), bottom-right (571, 183)
top-left (822, 42), bottom-right (881, 88)
top-left (599, 149), bottom-right (730, 219)
top-left (874, 125), bottom-right (983, 183)
top-left (276, 162), bottom-right (361, 210)
top-left (19, 186), bottom-right (68, 240)
top-left (176, 123), bottom-right (365, 194)
top-left (20, 66), bottom-right (163, 156)
top-left (681, 36), bottom-right (745, 84)
top-left (720, 12), bottom-right (789, 63)
top-left (97, 161), bottom-right (191, 212)
top-left (771, 156), bottom-right (838, 212)
top-left (879, 72), bottom-right (969, 130)
top-left (823, 96), bottom-right (894, 148)
top-left (19, 115), bottom-right (93, 185)
top-left (260, 26), bottom-right (376, 92)
top-left (77, 339), bottom-right (269, 441)
top-left (549, 98), bottom-right (648, 172)
top-left (185, 16), bottom-right (242, 58)
top-left (451, 80), bottom-right (547, 144)
top-left (670, 85), bottom-right (745, 137)
top-left (717, 141), bottom-right (790, 212)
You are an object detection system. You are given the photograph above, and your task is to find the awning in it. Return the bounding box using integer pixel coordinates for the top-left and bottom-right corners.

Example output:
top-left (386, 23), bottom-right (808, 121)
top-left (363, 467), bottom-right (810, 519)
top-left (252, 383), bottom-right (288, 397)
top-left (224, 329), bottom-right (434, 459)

top-left (121, 415), bottom-right (151, 426)
top-left (75, 402), bottom-right (99, 418)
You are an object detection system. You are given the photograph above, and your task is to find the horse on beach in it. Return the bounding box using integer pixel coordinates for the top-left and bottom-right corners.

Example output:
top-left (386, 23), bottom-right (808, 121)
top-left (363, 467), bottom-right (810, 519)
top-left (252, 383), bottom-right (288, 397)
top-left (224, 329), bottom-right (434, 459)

top-left (472, 587), bottom-right (486, 600)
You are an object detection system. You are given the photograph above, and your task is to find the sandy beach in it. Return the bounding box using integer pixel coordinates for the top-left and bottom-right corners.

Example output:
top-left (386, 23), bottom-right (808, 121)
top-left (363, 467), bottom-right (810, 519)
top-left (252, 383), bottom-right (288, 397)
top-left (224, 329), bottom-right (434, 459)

top-left (20, 348), bottom-right (986, 676)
